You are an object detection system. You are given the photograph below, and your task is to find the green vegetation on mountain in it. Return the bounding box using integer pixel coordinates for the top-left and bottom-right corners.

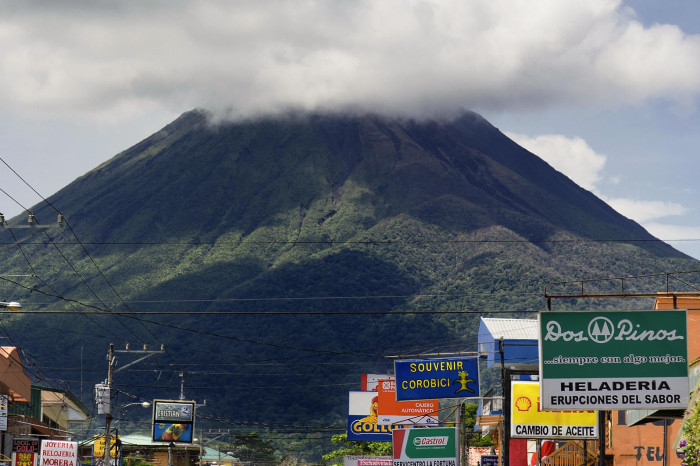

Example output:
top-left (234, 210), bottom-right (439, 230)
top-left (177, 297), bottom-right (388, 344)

top-left (0, 110), bottom-right (697, 462)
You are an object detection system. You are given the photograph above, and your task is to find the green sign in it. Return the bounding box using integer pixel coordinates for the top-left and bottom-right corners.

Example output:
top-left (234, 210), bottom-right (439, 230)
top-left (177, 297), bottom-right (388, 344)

top-left (392, 427), bottom-right (458, 466)
top-left (539, 310), bottom-right (689, 411)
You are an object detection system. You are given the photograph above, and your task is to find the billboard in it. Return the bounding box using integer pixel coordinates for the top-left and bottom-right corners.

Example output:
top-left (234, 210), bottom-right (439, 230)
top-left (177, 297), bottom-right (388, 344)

top-left (343, 457), bottom-right (392, 466)
top-left (510, 381), bottom-right (598, 439)
top-left (376, 379), bottom-right (439, 426)
top-left (348, 391), bottom-right (398, 441)
top-left (13, 439), bottom-right (39, 466)
top-left (152, 400), bottom-right (195, 443)
top-left (394, 357), bottom-right (479, 401)
top-left (40, 440), bottom-right (78, 466)
top-left (392, 427), bottom-right (458, 466)
top-left (362, 374), bottom-right (391, 392)
top-left (539, 310), bottom-right (689, 410)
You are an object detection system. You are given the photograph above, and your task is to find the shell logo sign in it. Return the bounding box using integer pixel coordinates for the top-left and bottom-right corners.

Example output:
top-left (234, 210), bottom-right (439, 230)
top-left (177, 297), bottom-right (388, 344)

top-left (510, 381), bottom-right (598, 439)
top-left (515, 396), bottom-right (532, 411)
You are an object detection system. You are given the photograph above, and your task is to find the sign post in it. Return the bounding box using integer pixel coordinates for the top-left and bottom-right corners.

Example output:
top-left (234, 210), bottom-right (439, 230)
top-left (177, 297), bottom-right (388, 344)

top-left (539, 310), bottom-right (689, 410)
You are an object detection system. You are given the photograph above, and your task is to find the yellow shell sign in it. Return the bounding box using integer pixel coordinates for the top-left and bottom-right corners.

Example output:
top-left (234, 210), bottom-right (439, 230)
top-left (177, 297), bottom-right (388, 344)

top-left (510, 381), bottom-right (598, 439)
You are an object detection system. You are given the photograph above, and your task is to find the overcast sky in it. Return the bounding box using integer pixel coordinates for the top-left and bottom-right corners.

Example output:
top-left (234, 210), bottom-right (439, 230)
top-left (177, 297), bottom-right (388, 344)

top-left (1, 0), bottom-right (700, 261)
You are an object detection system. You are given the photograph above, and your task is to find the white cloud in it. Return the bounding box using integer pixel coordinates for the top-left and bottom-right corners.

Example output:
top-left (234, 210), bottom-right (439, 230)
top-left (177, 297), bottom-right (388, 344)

top-left (505, 132), bottom-right (606, 190)
top-left (1, 0), bottom-right (700, 121)
top-left (642, 222), bottom-right (700, 259)
top-left (602, 197), bottom-right (687, 222)
top-left (505, 130), bottom-right (690, 225)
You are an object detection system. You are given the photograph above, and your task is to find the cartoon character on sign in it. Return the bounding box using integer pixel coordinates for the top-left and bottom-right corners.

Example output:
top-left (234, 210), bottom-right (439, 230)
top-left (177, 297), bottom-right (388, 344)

top-left (454, 371), bottom-right (475, 394)
top-left (360, 396), bottom-right (379, 424)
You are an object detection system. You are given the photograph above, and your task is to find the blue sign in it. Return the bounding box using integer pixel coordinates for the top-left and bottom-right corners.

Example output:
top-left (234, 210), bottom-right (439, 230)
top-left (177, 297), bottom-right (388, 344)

top-left (481, 455), bottom-right (499, 466)
top-left (395, 357), bottom-right (480, 401)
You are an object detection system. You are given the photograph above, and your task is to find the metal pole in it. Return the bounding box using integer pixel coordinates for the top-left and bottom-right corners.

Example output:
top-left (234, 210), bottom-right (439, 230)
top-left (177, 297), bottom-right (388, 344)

top-left (598, 411), bottom-right (605, 466)
top-left (457, 401), bottom-right (463, 466)
top-left (103, 344), bottom-right (115, 466)
top-left (500, 339), bottom-right (508, 466)
top-left (199, 429), bottom-right (204, 466)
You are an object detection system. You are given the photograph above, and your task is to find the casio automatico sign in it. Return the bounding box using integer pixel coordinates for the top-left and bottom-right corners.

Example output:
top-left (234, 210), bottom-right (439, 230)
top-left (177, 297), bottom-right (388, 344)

top-left (538, 310), bottom-right (689, 411)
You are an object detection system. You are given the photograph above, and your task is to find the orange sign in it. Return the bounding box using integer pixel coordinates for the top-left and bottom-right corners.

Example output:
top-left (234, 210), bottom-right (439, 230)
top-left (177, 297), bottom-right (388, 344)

top-left (376, 378), bottom-right (439, 426)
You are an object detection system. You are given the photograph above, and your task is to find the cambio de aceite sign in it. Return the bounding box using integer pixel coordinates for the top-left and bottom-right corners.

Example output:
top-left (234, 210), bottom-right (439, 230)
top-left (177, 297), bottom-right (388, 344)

top-left (510, 381), bottom-right (597, 439)
top-left (539, 310), bottom-right (689, 410)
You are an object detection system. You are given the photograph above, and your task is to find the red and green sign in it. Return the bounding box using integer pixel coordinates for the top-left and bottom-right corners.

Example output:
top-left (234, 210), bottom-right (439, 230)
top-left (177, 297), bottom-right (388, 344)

top-left (392, 427), bottom-right (458, 466)
top-left (539, 310), bottom-right (689, 410)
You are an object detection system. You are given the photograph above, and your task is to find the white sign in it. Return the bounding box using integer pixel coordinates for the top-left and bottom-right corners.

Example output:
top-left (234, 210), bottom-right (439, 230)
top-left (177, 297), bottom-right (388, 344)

top-left (40, 440), bottom-right (78, 466)
top-left (0, 395), bottom-right (7, 430)
top-left (539, 310), bottom-right (689, 410)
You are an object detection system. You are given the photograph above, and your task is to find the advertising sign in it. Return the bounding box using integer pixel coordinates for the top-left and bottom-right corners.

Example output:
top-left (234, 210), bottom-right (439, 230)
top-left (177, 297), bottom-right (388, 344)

top-left (362, 374), bottom-right (391, 392)
top-left (13, 440), bottom-right (39, 454)
top-left (395, 357), bottom-right (480, 401)
top-left (40, 440), bottom-right (78, 466)
top-left (480, 455), bottom-right (498, 466)
top-left (13, 452), bottom-right (35, 466)
top-left (0, 394), bottom-right (7, 430)
top-left (392, 427), bottom-right (458, 466)
top-left (93, 435), bottom-right (120, 459)
top-left (539, 310), bottom-right (689, 410)
top-left (152, 400), bottom-right (195, 443)
top-left (377, 379), bottom-right (439, 426)
top-left (344, 456), bottom-right (392, 466)
top-left (510, 381), bottom-right (598, 439)
top-left (13, 439), bottom-right (39, 466)
top-left (348, 391), bottom-right (398, 442)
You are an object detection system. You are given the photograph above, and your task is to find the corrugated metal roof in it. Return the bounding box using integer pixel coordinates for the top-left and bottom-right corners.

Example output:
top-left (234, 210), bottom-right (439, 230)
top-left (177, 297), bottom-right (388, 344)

top-left (480, 317), bottom-right (538, 340)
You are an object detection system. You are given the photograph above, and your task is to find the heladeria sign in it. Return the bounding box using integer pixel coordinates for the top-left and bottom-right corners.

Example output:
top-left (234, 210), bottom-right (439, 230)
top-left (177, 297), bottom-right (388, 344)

top-left (539, 310), bottom-right (689, 410)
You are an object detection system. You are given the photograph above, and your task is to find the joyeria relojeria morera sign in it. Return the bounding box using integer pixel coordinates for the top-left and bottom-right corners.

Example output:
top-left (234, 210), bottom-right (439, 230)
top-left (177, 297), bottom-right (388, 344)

top-left (538, 310), bottom-right (689, 411)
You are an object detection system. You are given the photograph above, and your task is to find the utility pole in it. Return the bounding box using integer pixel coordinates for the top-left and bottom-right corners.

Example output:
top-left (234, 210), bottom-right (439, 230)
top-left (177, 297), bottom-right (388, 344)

top-left (103, 344), bottom-right (115, 466)
top-left (97, 343), bottom-right (165, 466)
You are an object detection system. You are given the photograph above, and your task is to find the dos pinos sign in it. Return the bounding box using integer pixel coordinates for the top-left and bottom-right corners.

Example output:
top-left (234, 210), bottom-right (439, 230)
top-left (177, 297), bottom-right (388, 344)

top-left (539, 310), bottom-right (688, 411)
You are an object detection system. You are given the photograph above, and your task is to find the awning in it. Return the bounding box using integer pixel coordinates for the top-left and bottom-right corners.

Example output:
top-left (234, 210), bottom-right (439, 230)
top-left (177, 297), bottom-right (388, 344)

top-left (0, 347), bottom-right (31, 402)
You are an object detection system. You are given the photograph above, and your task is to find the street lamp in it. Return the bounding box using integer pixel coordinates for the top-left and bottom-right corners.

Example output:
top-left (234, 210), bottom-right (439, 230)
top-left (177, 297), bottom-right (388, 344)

top-left (122, 401), bottom-right (151, 409)
top-left (0, 302), bottom-right (21, 311)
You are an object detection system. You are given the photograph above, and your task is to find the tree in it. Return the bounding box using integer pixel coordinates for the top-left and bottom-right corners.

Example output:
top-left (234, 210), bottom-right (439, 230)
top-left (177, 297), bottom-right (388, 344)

top-left (463, 403), bottom-right (493, 447)
top-left (321, 433), bottom-right (391, 465)
top-left (229, 432), bottom-right (281, 465)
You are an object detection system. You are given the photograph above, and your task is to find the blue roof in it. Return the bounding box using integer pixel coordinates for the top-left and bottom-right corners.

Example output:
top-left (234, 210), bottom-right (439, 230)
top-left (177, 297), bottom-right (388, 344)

top-left (478, 318), bottom-right (539, 368)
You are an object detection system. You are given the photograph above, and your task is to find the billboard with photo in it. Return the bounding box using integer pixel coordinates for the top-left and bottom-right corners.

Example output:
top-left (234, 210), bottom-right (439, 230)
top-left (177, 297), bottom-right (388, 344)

top-left (347, 391), bottom-right (398, 442)
top-left (151, 400), bottom-right (196, 443)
